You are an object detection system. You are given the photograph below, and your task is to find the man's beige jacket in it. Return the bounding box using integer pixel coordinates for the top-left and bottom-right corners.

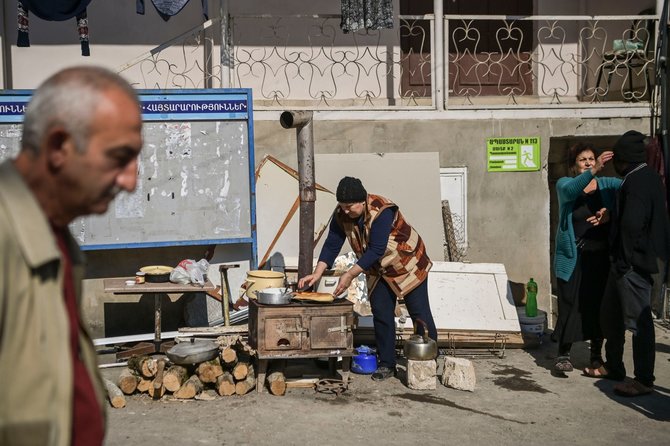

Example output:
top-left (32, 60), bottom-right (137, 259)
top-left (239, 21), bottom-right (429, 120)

top-left (0, 161), bottom-right (105, 446)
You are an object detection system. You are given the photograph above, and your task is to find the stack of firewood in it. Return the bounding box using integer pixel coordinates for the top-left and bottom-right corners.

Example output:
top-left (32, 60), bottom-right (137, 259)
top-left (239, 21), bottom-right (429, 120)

top-left (114, 339), bottom-right (257, 401)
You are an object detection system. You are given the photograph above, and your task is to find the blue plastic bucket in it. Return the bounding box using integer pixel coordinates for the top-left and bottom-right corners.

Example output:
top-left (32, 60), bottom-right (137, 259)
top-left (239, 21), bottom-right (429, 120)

top-left (352, 346), bottom-right (377, 374)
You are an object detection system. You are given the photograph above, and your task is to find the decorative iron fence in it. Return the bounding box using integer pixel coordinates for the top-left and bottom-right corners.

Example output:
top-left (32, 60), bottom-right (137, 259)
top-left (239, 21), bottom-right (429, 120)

top-left (118, 13), bottom-right (659, 109)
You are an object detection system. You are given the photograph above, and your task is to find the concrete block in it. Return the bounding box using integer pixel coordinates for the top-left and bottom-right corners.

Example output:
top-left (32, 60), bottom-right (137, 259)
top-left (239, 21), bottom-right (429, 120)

top-left (441, 356), bottom-right (476, 392)
top-left (406, 359), bottom-right (437, 390)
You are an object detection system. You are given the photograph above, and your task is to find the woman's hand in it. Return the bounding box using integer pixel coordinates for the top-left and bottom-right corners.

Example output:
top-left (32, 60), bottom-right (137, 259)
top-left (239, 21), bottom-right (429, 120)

top-left (298, 261), bottom-right (330, 290)
top-left (297, 273), bottom-right (320, 290)
top-left (592, 151), bottom-right (614, 174)
top-left (586, 207), bottom-right (610, 226)
top-left (333, 271), bottom-right (354, 297)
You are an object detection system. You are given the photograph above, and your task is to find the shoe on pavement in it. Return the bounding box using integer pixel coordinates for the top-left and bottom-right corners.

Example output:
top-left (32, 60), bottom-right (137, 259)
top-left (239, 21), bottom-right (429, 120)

top-left (554, 357), bottom-right (573, 373)
top-left (371, 366), bottom-right (395, 381)
top-left (613, 379), bottom-right (653, 397)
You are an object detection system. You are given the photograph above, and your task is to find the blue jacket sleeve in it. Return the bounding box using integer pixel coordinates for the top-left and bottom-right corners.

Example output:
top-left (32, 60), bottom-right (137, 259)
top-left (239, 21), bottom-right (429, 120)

top-left (556, 170), bottom-right (595, 204)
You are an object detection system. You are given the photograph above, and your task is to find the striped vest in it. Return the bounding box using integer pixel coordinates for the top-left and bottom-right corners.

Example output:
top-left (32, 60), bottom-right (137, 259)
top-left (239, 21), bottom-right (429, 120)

top-left (335, 194), bottom-right (432, 297)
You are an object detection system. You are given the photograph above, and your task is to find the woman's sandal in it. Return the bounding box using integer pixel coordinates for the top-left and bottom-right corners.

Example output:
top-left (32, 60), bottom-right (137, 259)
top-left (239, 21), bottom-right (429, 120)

top-left (554, 357), bottom-right (573, 373)
top-left (582, 365), bottom-right (608, 378)
top-left (582, 365), bottom-right (624, 381)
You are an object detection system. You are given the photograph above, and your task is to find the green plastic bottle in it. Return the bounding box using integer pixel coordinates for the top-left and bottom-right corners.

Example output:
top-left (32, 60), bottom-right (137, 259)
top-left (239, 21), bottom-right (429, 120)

top-left (525, 278), bottom-right (538, 318)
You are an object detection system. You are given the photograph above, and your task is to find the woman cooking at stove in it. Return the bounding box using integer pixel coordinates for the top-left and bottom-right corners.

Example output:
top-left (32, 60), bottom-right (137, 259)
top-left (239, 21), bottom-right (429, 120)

top-left (298, 176), bottom-right (438, 381)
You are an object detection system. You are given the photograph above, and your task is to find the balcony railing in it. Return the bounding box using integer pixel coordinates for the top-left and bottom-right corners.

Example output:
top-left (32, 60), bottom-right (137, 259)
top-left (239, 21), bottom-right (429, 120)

top-left (118, 13), bottom-right (660, 110)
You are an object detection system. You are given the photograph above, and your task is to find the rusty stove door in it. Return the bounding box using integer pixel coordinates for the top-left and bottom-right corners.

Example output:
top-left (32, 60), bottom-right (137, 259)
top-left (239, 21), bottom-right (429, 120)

top-left (309, 315), bottom-right (352, 350)
top-left (263, 317), bottom-right (306, 351)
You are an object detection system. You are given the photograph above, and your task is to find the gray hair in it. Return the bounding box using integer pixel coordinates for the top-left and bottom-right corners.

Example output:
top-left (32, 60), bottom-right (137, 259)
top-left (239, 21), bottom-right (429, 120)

top-left (21, 66), bottom-right (140, 154)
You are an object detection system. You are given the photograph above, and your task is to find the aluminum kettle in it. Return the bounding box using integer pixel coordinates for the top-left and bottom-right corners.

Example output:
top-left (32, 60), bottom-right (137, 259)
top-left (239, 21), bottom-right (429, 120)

top-left (403, 319), bottom-right (437, 360)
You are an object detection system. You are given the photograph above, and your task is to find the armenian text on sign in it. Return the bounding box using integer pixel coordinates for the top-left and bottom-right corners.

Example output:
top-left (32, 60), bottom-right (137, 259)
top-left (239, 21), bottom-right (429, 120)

top-left (487, 137), bottom-right (541, 172)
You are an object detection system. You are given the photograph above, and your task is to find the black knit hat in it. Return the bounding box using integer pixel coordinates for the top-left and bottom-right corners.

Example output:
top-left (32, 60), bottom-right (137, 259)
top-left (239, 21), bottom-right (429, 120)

top-left (613, 130), bottom-right (647, 163)
top-left (336, 176), bottom-right (367, 203)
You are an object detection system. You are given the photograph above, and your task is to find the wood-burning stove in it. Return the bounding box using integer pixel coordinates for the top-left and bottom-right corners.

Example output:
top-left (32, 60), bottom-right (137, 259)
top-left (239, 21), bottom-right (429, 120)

top-left (249, 298), bottom-right (355, 392)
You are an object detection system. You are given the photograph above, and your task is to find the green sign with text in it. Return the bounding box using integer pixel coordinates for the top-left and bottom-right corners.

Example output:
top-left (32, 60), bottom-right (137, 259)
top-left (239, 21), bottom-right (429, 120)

top-left (487, 137), bottom-right (541, 171)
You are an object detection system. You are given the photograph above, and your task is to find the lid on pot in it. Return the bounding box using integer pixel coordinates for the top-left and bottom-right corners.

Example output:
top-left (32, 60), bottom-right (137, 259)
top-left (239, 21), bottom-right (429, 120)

top-left (140, 265), bottom-right (173, 275)
top-left (246, 270), bottom-right (285, 279)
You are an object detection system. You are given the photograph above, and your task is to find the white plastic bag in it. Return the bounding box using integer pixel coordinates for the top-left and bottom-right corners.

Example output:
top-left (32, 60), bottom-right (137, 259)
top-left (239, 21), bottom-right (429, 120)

top-left (170, 258), bottom-right (210, 286)
top-left (170, 266), bottom-right (191, 284)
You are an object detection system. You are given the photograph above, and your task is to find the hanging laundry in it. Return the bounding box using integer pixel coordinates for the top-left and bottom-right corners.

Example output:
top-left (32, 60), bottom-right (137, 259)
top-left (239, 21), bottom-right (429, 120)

top-left (340, 0), bottom-right (394, 34)
top-left (17, 0), bottom-right (92, 56)
top-left (136, 0), bottom-right (208, 22)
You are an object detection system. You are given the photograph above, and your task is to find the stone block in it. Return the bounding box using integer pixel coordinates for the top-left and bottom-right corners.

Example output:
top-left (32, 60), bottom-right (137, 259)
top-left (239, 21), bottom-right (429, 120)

top-left (441, 356), bottom-right (476, 392)
top-left (406, 359), bottom-right (437, 390)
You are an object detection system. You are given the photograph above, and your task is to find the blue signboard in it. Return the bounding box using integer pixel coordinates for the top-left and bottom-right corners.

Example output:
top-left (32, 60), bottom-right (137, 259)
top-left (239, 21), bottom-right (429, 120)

top-left (0, 89), bottom-right (257, 268)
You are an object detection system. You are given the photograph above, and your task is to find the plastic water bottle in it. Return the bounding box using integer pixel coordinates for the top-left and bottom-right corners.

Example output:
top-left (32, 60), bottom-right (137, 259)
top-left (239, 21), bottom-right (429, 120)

top-left (525, 278), bottom-right (538, 318)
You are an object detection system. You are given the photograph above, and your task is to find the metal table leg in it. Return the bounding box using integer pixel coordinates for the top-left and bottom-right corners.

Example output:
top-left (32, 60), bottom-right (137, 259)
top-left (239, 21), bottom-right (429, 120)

top-left (154, 293), bottom-right (161, 347)
top-left (340, 357), bottom-right (351, 385)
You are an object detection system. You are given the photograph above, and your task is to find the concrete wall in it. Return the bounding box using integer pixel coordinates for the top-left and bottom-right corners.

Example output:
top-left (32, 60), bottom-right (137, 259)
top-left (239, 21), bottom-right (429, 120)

top-left (252, 113), bottom-right (650, 318)
top-left (0, 0), bottom-right (656, 337)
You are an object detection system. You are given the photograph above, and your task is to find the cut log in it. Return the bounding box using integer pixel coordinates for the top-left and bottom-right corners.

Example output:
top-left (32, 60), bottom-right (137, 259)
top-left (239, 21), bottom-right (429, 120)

top-left (127, 355), bottom-right (157, 378)
top-left (220, 346), bottom-right (238, 367)
top-left (148, 382), bottom-right (166, 399)
top-left (235, 364), bottom-right (256, 395)
top-left (196, 359), bottom-right (224, 384)
top-left (163, 365), bottom-right (189, 392)
top-left (232, 361), bottom-right (250, 381)
top-left (266, 371), bottom-right (286, 396)
top-left (216, 371), bottom-right (236, 396)
top-left (104, 378), bottom-right (126, 408)
top-left (117, 368), bottom-right (139, 395)
top-left (174, 375), bottom-right (204, 399)
top-left (285, 378), bottom-right (319, 389)
top-left (137, 378), bottom-right (152, 393)
top-left (149, 359), bottom-right (166, 399)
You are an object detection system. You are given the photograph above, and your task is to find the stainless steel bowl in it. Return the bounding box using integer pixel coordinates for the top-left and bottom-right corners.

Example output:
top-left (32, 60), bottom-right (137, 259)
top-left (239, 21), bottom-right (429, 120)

top-left (255, 287), bottom-right (292, 305)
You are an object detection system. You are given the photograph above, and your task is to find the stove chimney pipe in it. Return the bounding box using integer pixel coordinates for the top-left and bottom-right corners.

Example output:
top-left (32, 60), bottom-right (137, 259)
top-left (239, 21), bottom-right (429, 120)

top-left (280, 111), bottom-right (315, 280)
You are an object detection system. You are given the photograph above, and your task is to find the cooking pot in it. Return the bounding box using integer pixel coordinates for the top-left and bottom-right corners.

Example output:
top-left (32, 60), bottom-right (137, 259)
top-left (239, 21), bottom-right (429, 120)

top-left (254, 287), bottom-right (292, 305)
top-left (166, 339), bottom-right (219, 365)
top-left (254, 288), bottom-right (337, 305)
top-left (403, 319), bottom-right (438, 360)
top-left (244, 270), bottom-right (286, 299)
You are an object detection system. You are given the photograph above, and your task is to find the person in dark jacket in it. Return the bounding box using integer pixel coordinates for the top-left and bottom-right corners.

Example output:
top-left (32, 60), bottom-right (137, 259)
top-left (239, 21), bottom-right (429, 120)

top-left (583, 130), bottom-right (670, 397)
top-left (298, 177), bottom-right (437, 381)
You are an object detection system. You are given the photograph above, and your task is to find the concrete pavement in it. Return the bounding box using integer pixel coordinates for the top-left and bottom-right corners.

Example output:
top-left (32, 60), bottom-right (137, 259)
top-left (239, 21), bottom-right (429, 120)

top-left (101, 322), bottom-right (670, 445)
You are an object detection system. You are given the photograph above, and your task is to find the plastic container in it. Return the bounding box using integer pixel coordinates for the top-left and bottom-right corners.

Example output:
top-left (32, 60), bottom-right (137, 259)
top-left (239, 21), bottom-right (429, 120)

top-left (352, 346), bottom-right (377, 374)
top-left (135, 271), bottom-right (146, 284)
top-left (517, 307), bottom-right (546, 347)
top-left (525, 278), bottom-right (538, 317)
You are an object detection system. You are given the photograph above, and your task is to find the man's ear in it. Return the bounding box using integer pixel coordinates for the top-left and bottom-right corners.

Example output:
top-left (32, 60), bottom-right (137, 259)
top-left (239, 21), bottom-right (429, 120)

top-left (45, 128), bottom-right (75, 169)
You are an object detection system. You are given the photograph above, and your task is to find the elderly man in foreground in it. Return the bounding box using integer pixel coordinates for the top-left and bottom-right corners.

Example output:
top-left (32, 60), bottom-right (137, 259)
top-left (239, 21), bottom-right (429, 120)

top-left (0, 66), bottom-right (143, 445)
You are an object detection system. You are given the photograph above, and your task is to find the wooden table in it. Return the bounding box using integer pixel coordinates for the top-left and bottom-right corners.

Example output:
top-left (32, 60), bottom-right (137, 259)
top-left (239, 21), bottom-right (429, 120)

top-left (103, 278), bottom-right (216, 358)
